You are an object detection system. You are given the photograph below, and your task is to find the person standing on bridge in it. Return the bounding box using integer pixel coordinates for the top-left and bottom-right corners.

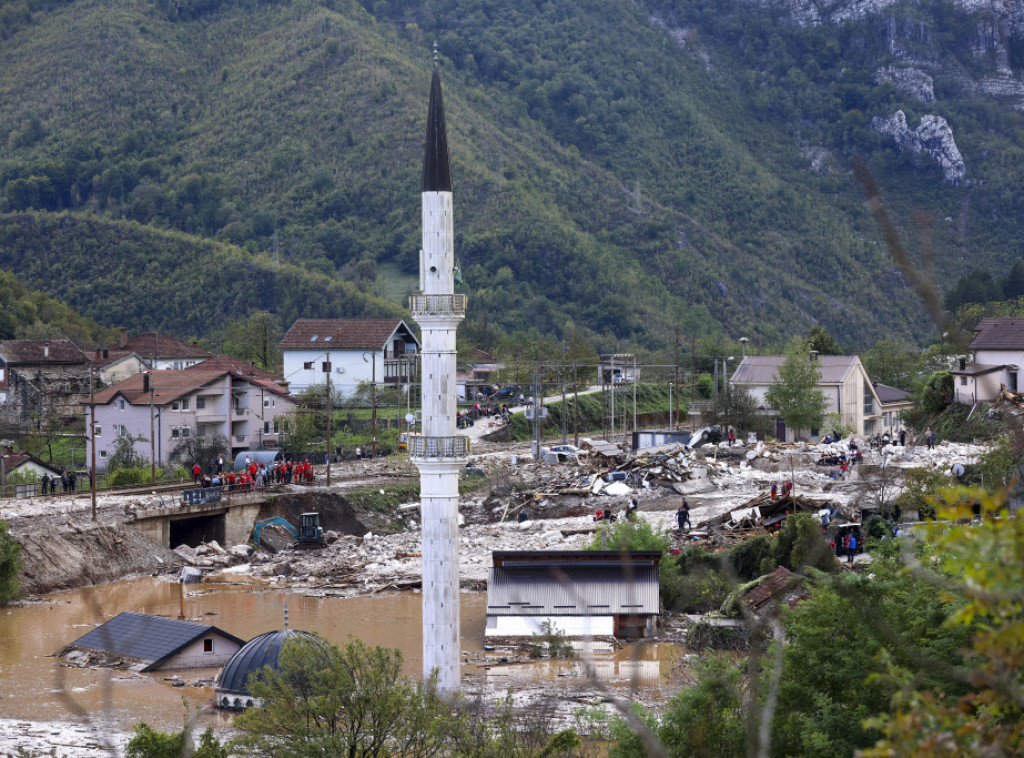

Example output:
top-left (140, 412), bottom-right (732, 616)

top-left (216, 455), bottom-right (224, 474)
top-left (192, 463), bottom-right (202, 484)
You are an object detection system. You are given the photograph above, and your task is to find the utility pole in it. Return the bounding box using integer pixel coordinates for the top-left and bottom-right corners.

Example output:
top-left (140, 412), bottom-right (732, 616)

top-left (610, 354), bottom-right (615, 438)
top-left (149, 372), bottom-right (156, 484)
top-left (371, 350), bottom-right (377, 459)
top-left (632, 354), bottom-right (637, 435)
top-left (560, 340), bottom-right (567, 444)
top-left (531, 373), bottom-right (542, 461)
top-left (325, 352), bottom-right (331, 486)
top-left (573, 362), bottom-right (579, 447)
top-left (690, 336), bottom-right (696, 431)
top-left (669, 382), bottom-right (673, 430)
top-left (674, 329), bottom-right (680, 431)
top-left (89, 368), bottom-right (96, 522)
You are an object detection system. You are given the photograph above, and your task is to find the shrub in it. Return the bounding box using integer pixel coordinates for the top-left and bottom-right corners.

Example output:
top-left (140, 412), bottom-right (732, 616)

top-left (107, 467), bottom-right (149, 486)
top-left (727, 535), bottom-right (773, 581)
top-left (0, 521), bottom-right (22, 605)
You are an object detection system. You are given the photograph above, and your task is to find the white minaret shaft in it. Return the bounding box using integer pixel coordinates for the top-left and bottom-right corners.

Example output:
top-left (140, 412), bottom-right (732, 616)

top-left (411, 58), bottom-right (466, 696)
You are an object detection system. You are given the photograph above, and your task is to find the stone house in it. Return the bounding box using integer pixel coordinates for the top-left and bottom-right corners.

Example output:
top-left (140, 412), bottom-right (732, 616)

top-left (105, 330), bottom-right (214, 371)
top-left (0, 339), bottom-right (91, 435)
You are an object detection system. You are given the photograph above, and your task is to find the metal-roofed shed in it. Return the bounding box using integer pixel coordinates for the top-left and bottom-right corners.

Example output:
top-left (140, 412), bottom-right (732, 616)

top-left (486, 551), bottom-right (661, 638)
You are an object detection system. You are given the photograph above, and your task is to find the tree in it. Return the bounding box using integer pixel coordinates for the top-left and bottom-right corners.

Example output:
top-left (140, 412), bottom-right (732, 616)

top-left (106, 432), bottom-right (149, 472)
top-left (806, 325), bottom-right (842, 355)
top-left (235, 635), bottom-right (458, 758)
top-left (1001, 260), bottom-right (1024, 299)
top-left (703, 384), bottom-right (770, 436)
top-left (943, 268), bottom-right (1003, 313)
top-left (168, 433), bottom-right (228, 470)
top-left (221, 311), bottom-right (282, 372)
top-left (126, 722), bottom-right (227, 758)
top-left (861, 337), bottom-right (923, 390)
top-left (0, 521), bottom-right (22, 605)
top-left (764, 339), bottom-right (828, 439)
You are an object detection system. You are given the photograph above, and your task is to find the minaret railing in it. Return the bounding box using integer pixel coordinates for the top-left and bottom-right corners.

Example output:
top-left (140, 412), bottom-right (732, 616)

top-left (408, 434), bottom-right (470, 460)
top-left (409, 294), bottom-right (467, 317)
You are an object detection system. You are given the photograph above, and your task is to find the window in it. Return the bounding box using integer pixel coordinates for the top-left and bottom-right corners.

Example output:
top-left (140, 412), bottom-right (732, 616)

top-left (171, 427), bottom-right (179, 439)
top-left (118, 399), bottom-right (125, 410)
top-left (324, 336), bottom-right (332, 341)
top-left (961, 376), bottom-right (968, 386)
top-left (94, 424), bottom-right (102, 437)
top-left (264, 421), bottom-right (271, 434)
top-left (264, 398), bottom-right (270, 407)
top-left (311, 335), bottom-right (319, 341)
top-left (182, 426), bottom-right (191, 438)
top-left (99, 450), bottom-right (108, 458)
top-left (181, 398), bottom-right (190, 411)
top-left (303, 361), bottom-right (314, 370)
top-left (863, 385), bottom-right (874, 415)
top-left (203, 638), bottom-right (213, 653)
top-left (172, 401), bottom-right (180, 411)
top-left (114, 424), bottom-right (126, 438)
top-left (322, 361), bottom-right (331, 372)
top-left (196, 396), bottom-right (205, 410)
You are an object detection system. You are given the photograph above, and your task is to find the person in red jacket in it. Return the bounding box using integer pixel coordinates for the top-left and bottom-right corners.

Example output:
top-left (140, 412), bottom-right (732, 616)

top-left (227, 471), bottom-right (237, 491)
top-left (192, 463), bottom-right (202, 484)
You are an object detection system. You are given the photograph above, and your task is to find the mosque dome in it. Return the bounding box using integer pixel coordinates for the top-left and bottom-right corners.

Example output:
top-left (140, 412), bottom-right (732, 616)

top-left (215, 628), bottom-right (320, 709)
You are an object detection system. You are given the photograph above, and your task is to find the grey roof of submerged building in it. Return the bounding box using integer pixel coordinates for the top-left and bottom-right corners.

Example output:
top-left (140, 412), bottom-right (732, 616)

top-left (422, 63), bottom-right (452, 193)
top-left (65, 611), bottom-right (244, 672)
top-left (216, 629), bottom-right (321, 695)
top-left (486, 552), bottom-right (661, 616)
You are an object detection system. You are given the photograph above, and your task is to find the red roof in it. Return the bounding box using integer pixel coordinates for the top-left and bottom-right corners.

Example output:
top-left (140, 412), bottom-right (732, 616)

top-left (0, 451), bottom-right (61, 475)
top-left (185, 355), bottom-right (280, 381)
top-left (278, 319), bottom-right (415, 351)
top-left (88, 368), bottom-right (290, 407)
top-left (0, 340), bottom-right (89, 365)
top-left (109, 332), bottom-right (214, 360)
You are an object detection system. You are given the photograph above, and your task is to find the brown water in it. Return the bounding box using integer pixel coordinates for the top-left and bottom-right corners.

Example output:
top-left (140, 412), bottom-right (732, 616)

top-left (0, 576), bottom-right (680, 737)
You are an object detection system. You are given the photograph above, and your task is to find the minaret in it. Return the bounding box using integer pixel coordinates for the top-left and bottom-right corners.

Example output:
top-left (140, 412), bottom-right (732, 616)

top-left (410, 50), bottom-right (468, 695)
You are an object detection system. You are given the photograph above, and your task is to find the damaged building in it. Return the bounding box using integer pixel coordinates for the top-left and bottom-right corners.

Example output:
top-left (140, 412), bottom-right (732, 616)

top-left (0, 340), bottom-right (92, 436)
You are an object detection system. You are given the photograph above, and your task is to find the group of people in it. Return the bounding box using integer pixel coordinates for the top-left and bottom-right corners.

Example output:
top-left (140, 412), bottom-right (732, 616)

top-left (770, 480), bottom-right (794, 498)
top-left (830, 531), bottom-right (860, 563)
top-left (192, 457), bottom-right (317, 491)
top-left (40, 469), bottom-right (77, 494)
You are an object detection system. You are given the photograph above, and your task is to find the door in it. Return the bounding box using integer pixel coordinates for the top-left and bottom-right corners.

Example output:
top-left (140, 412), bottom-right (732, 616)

top-left (775, 419), bottom-right (787, 441)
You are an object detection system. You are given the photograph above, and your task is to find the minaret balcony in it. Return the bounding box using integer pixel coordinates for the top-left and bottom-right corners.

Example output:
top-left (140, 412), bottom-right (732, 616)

top-left (408, 434), bottom-right (471, 461)
top-left (409, 294), bottom-right (467, 318)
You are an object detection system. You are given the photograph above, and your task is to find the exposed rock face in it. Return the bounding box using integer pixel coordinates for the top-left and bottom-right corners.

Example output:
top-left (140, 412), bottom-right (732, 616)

top-left (873, 110), bottom-right (967, 184)
top-left (875, 65), bottom-right (935, 101)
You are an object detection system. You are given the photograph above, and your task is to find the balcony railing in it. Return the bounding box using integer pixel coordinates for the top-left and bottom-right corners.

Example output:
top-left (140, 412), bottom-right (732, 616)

top-left (408, 294), bottom-right (467, 317)
top-left (384, 357), bottom-right (418, 384)
top-left (408, 435), bottom-right (470, 460)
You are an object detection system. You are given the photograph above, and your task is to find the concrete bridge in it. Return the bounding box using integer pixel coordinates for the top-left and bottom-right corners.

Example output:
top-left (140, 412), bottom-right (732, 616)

top-left (131, 488), bottom-right (266, 549)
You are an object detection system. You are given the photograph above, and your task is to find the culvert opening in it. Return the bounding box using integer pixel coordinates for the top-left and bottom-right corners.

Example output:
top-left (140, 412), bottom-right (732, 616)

top-left (171, 513), bottom-right (226, 548)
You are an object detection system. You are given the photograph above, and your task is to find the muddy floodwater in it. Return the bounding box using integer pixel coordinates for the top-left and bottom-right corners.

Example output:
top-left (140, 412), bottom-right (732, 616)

top-left (0, 576), bottom-right (682, 738)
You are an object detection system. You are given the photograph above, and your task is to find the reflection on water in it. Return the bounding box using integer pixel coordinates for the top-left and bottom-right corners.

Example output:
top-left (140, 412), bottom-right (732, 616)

top-left (0, 576), bottom-right (680, 735)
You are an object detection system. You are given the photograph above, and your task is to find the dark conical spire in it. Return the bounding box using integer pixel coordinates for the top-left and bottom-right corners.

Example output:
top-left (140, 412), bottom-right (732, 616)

top-left (422, 59), bottom-right (452, 193)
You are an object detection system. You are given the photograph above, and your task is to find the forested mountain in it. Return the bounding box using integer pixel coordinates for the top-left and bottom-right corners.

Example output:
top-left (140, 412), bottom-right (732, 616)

top-left (2, 0), bottom-right (1023, 354)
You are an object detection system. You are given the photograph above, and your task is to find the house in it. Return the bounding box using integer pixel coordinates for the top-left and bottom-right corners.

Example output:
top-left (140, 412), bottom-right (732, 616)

top-left (84, 367), bottom-right (296, 469)
top-left (950, 317), bottom-right (1024, 404)
top-left (729, 355), bottom-right (884, 440)
top-left (0, 339), bottom-right (92, 435)
top-left (0, 448), bottom-right (63, 496)
top-left (87, 349), bottom-right (150, 386)
top-left (279, 319), bottom-right (420, 395)
top-left (58, 611), bottom-right (244, 672)
top-left (599, 353), bottom-right (635, 385)
top-left (872, 383), bottom-right (914, 432)
top-left (105, 330), bottom-right (214, 371)
top-left (485, 550), bottom-right (661, 638)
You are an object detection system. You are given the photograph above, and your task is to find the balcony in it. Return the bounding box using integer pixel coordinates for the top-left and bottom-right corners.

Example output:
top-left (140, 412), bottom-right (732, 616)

top-left (384, 357), bottom-right (418, 384)
top-left (408, 435), bottom-right (470, 461)
top-left (408, 294), bottom-right (467, 317)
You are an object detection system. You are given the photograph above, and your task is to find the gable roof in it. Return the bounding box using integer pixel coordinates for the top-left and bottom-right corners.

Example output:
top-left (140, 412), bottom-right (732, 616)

top-left (184, 355), bottom-right (281, 382)
top-left (278, 319), bottom-right (418, 351)
top-left (88, 368), bottom-right (290, 407)
top-left (872, 383), bottom-right (911, 404)
top-left (730, 355), bottom-right (859, 385)
top-left (969, 318), bottom-right (1024, 350)
top-left (64, 611), bottom-right (244, 672)
top-left (0, 340), bottom-right (89, 365)
top-left (0, 451), bottom-right (61, 476)
top-left (111, 332), bottom-right (214, 360)
top-left (742, 567), bottom-right (808, 613)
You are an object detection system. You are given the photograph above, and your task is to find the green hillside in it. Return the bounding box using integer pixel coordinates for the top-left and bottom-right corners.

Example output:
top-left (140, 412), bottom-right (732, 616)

top-left (1, 0), bottom-right (1023, 353)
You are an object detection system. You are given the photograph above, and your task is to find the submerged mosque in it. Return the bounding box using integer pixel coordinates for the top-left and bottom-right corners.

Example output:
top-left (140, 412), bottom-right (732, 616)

top-left (409, 51), bottom-right (469, 695)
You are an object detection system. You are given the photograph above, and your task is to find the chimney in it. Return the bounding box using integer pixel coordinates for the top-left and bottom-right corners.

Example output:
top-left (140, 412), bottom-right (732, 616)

top-left (119, 328), bottom-right (128, 348)
top-left (192, 340), bottom-right (198, 347)
top-left (142, 372), bottom-right (150, 393)
top-left (959, 357), bottom-right (967, 370)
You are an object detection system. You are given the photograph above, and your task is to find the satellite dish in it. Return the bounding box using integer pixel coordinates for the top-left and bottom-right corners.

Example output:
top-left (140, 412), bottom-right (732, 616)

top-left (405, 413), bottom-right (416, 425)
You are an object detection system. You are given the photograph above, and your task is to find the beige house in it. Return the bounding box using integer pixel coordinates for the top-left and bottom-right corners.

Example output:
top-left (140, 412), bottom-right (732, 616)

top-left (730, 355), bottom-right (884, 441)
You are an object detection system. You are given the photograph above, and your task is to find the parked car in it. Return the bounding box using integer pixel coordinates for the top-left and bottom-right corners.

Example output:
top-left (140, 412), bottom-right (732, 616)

top-left (492, 386), bottom-right (518, 401)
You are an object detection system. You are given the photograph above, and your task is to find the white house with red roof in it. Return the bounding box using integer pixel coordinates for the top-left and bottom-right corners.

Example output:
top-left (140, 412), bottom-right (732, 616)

top-left (84, 367), bottom-right (295, 469)
top-left (105, 330), bottom-right (214, 371)
top-left (278, 319), bottom-right (420, 395)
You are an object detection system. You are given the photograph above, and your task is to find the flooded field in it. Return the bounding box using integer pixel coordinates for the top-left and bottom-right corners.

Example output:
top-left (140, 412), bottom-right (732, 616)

top-left (0, 575), bottom-right (682, 741)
